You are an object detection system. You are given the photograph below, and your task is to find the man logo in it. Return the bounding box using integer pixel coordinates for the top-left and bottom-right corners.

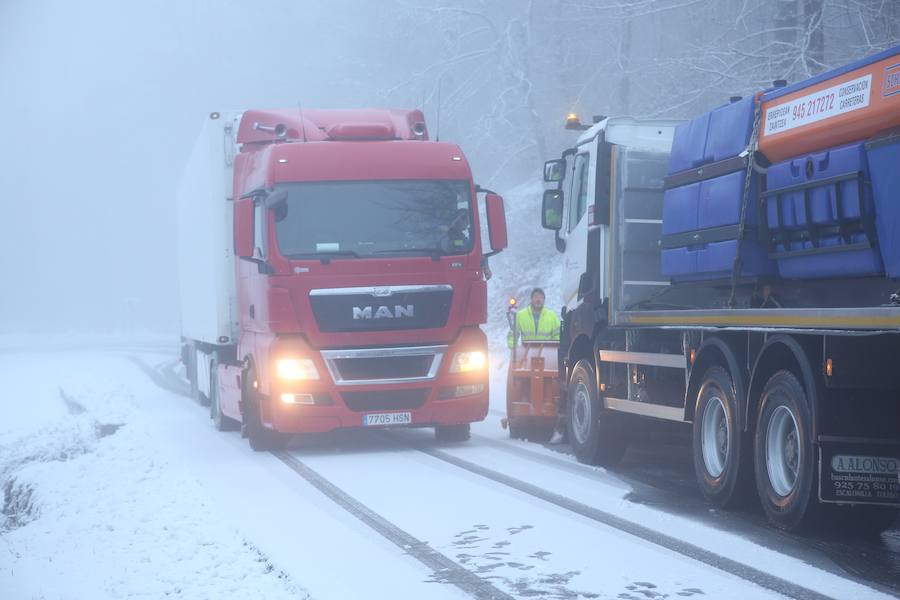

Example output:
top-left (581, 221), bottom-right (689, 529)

top-left (352, 305), bottom-right (415, 320)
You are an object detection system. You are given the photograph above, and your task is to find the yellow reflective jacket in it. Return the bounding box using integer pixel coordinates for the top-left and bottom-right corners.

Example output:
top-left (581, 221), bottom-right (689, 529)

top-left (507, 307), bottom-right (561, 348)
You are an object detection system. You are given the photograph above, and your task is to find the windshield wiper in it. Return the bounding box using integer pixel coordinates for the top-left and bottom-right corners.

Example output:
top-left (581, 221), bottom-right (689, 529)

top-left (371, 248), bottom-right (445, 260)
top-left (287, 250), bottom-right (360, 263)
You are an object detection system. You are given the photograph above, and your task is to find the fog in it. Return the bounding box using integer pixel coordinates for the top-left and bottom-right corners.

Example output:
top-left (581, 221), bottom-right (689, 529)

top-left (1, 0), bottom-right (896, 335)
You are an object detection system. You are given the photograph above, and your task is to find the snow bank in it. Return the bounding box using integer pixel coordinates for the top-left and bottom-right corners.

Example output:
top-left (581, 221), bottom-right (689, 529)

top-left (0, 353), bottom-right (305, 600)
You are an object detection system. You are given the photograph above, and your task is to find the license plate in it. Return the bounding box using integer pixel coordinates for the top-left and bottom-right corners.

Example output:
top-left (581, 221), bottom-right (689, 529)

top-left (363, 412), bottom-right (412, 427)
top-left (820, 444), bottom-right (900, 505)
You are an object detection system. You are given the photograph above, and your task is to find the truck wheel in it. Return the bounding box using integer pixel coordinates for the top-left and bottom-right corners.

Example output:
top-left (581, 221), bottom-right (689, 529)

top-left (243, 370), bottom-right (290, 452)
top-left (210, 360), bottom-right (239, 432)
top-left (567, 360), bottom-right (625, 466)
top-left (693, 366), bottom-right (750, 507)
top-left (435, 424), bottom-right (470, 442)
top-left (754, 370), bottom-right (817, 531)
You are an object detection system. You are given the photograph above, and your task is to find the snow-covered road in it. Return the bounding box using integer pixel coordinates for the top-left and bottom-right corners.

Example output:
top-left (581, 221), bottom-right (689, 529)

top-left (1, 344), bottom-right (896, 599)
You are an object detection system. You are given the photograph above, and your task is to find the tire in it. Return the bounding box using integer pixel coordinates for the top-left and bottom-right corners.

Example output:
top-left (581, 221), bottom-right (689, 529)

top-left (567, 359), bottom-right (626, 466)
top-left (243, 368), bottom-right (290, 452)
top-left (210, 359), bottom-right (239, 432)
top-left (435, 424), bottom-right (471, 442)
top-left (692, 366), bottom-right (751, 507)
top-left (754, 370), bottom-right (818, 531)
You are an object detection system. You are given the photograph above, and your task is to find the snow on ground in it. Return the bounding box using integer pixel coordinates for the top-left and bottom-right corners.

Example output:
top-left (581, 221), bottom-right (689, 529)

top-left (0, 349), bottom-right (305, 600)
top-left (0, 346), bottom-right (478, 600)
top-left (0, 341), bottom-right (895, 600)
top-left (293, 435), bottom-right (785, 599)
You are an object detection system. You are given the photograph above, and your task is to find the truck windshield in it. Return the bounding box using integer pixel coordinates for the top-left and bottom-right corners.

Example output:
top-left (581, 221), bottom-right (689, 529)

top-left (273, 180), bottom-right (474, 259)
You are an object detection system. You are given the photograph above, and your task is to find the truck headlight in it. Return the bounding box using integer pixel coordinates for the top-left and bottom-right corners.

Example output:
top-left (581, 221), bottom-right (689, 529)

top-left (449, 350), bottom-right (487, 373)
top-left (276, 358), bottom-right (320, 380)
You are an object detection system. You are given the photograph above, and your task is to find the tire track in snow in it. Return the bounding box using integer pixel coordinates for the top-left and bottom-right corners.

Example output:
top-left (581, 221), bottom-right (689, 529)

top-left (131, 355), bottom-right (514, 600)
top-left (473, 432), bottom-right (900, 597)
top-left (404, 440), bottom-right (838, 600)
top-left (131, 355), bottom-right (869, 600)
top-left (273, 451), bottom-right (516, 600)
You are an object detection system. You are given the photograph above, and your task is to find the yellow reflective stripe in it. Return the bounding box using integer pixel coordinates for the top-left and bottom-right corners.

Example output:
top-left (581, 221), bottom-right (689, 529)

top-left (621, 313), bottom-right (900, 329)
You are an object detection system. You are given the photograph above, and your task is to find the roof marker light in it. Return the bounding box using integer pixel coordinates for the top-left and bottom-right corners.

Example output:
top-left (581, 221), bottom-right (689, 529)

top-left (565, 113), bottom-right (590, 130)
top-left (278, 158), bottom-right (288, 163)
top-left (452, 156), bottom-right (462, 161)
top-left (210, 112), bottom-right (220, 120)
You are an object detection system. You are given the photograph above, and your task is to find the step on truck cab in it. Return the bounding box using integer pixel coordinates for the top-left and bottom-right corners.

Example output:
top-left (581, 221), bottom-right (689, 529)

top-left (542, 46), bottom-right (900, 533)
top-left (177, 108), bottom-right (507, 450)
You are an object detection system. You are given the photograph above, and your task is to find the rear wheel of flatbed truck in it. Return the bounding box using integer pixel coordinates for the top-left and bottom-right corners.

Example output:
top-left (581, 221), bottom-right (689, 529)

top-left (435, 424), bottom-right (470, 442)
top-left (754, 370), bottom-right (818, 532)
top-left (692, 366), bottom-right (751, 508)
top-left (567, 360), bottom-right (626, 466)
top-left (242, 367), bottom-right (290, 452)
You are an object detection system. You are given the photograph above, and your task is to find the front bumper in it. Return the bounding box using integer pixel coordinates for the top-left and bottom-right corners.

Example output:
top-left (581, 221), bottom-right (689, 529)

top-left (262, 329), bottom-right (489, 433)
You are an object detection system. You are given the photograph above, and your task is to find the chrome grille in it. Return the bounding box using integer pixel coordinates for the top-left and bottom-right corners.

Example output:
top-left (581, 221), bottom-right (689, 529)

top-left (321, 345), bottom-right (446, 386)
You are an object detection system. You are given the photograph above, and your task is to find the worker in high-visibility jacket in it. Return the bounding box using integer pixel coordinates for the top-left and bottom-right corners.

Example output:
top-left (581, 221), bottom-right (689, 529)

top-left (507, 288), bottom-right (560, 348)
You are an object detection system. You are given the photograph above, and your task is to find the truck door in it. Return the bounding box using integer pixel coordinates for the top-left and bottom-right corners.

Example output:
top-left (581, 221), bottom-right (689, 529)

top-left (561, 148), bottom-right (593, 311)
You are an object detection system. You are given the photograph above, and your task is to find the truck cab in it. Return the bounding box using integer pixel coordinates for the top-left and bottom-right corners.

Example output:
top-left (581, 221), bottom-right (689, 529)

top-left (178, 108), bottom-right (507, 450)
top-left (541, 116), bottom-right (679, 334)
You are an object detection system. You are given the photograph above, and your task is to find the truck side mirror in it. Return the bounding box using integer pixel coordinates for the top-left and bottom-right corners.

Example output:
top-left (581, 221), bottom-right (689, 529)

top-left (485, 192), bottom-right (508, 254)
top-left (542, 189), bottom-right (563, 231)
top-left (234, 198), bottom-right (255, 258)
top-left (264, 189), bottom-right (288, 209)
top-left (544, 159), bottom-right (566, 183)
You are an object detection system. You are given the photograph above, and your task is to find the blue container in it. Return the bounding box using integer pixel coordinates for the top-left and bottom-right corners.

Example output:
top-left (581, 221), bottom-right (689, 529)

top-left (867, 132), bottom-right (900, 277)
top-left (766, 142), bottom-right (882, 279)
top-left (706, 97), bottom-right (756, 164)
top-left (699, 170), bottom-right (757, 229)
top-left (662, 96), bottom-right (769, 282)
top-left (662, 182), bottom-right (700, 235)
top-left (776, 235), bottom-right (883, 279)
top-left (663, 171), bottom-right (757, 236)
top-left (767, 143), bottom-right (873, 230)
top-left (662, 239), bottom-right (772, 282)
top-left (668, 113), bottom-right (711, 175)
top-left (667, 97), bottom-right (756, 175)
top-left (661, 246), bottom-right (697, 279)
top-left (662, 171), bottom-right (772, 281)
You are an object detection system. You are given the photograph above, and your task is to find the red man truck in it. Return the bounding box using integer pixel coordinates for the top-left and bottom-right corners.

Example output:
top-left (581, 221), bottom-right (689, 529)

top-left (176, 108), bottom-right (507, 450)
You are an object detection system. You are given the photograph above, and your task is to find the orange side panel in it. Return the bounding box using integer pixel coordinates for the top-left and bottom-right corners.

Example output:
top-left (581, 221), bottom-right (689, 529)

top-left (759, 55), bottom-right (900, 162)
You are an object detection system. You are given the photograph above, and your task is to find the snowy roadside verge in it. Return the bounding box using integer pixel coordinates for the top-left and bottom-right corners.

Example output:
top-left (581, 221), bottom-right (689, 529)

top-left (0, 352), bottom-right (305, 600)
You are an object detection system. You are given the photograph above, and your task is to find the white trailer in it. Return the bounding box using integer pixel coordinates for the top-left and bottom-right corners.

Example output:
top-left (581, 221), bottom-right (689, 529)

top-left (175, 111), bottom-right (242, 402)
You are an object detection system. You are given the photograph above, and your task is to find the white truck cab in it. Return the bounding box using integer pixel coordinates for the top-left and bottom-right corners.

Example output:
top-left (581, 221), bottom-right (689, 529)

top-left (542, 116), bottom-right (679, 313)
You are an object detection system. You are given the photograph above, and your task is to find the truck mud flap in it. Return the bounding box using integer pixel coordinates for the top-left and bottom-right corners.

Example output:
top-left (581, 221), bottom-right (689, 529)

top-left (818, 442), bottom-right (900, 506)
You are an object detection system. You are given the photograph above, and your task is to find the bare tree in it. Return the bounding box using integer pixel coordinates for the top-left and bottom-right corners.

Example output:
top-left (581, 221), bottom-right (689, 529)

top-left (350, 0), bottom-right (899, 184)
